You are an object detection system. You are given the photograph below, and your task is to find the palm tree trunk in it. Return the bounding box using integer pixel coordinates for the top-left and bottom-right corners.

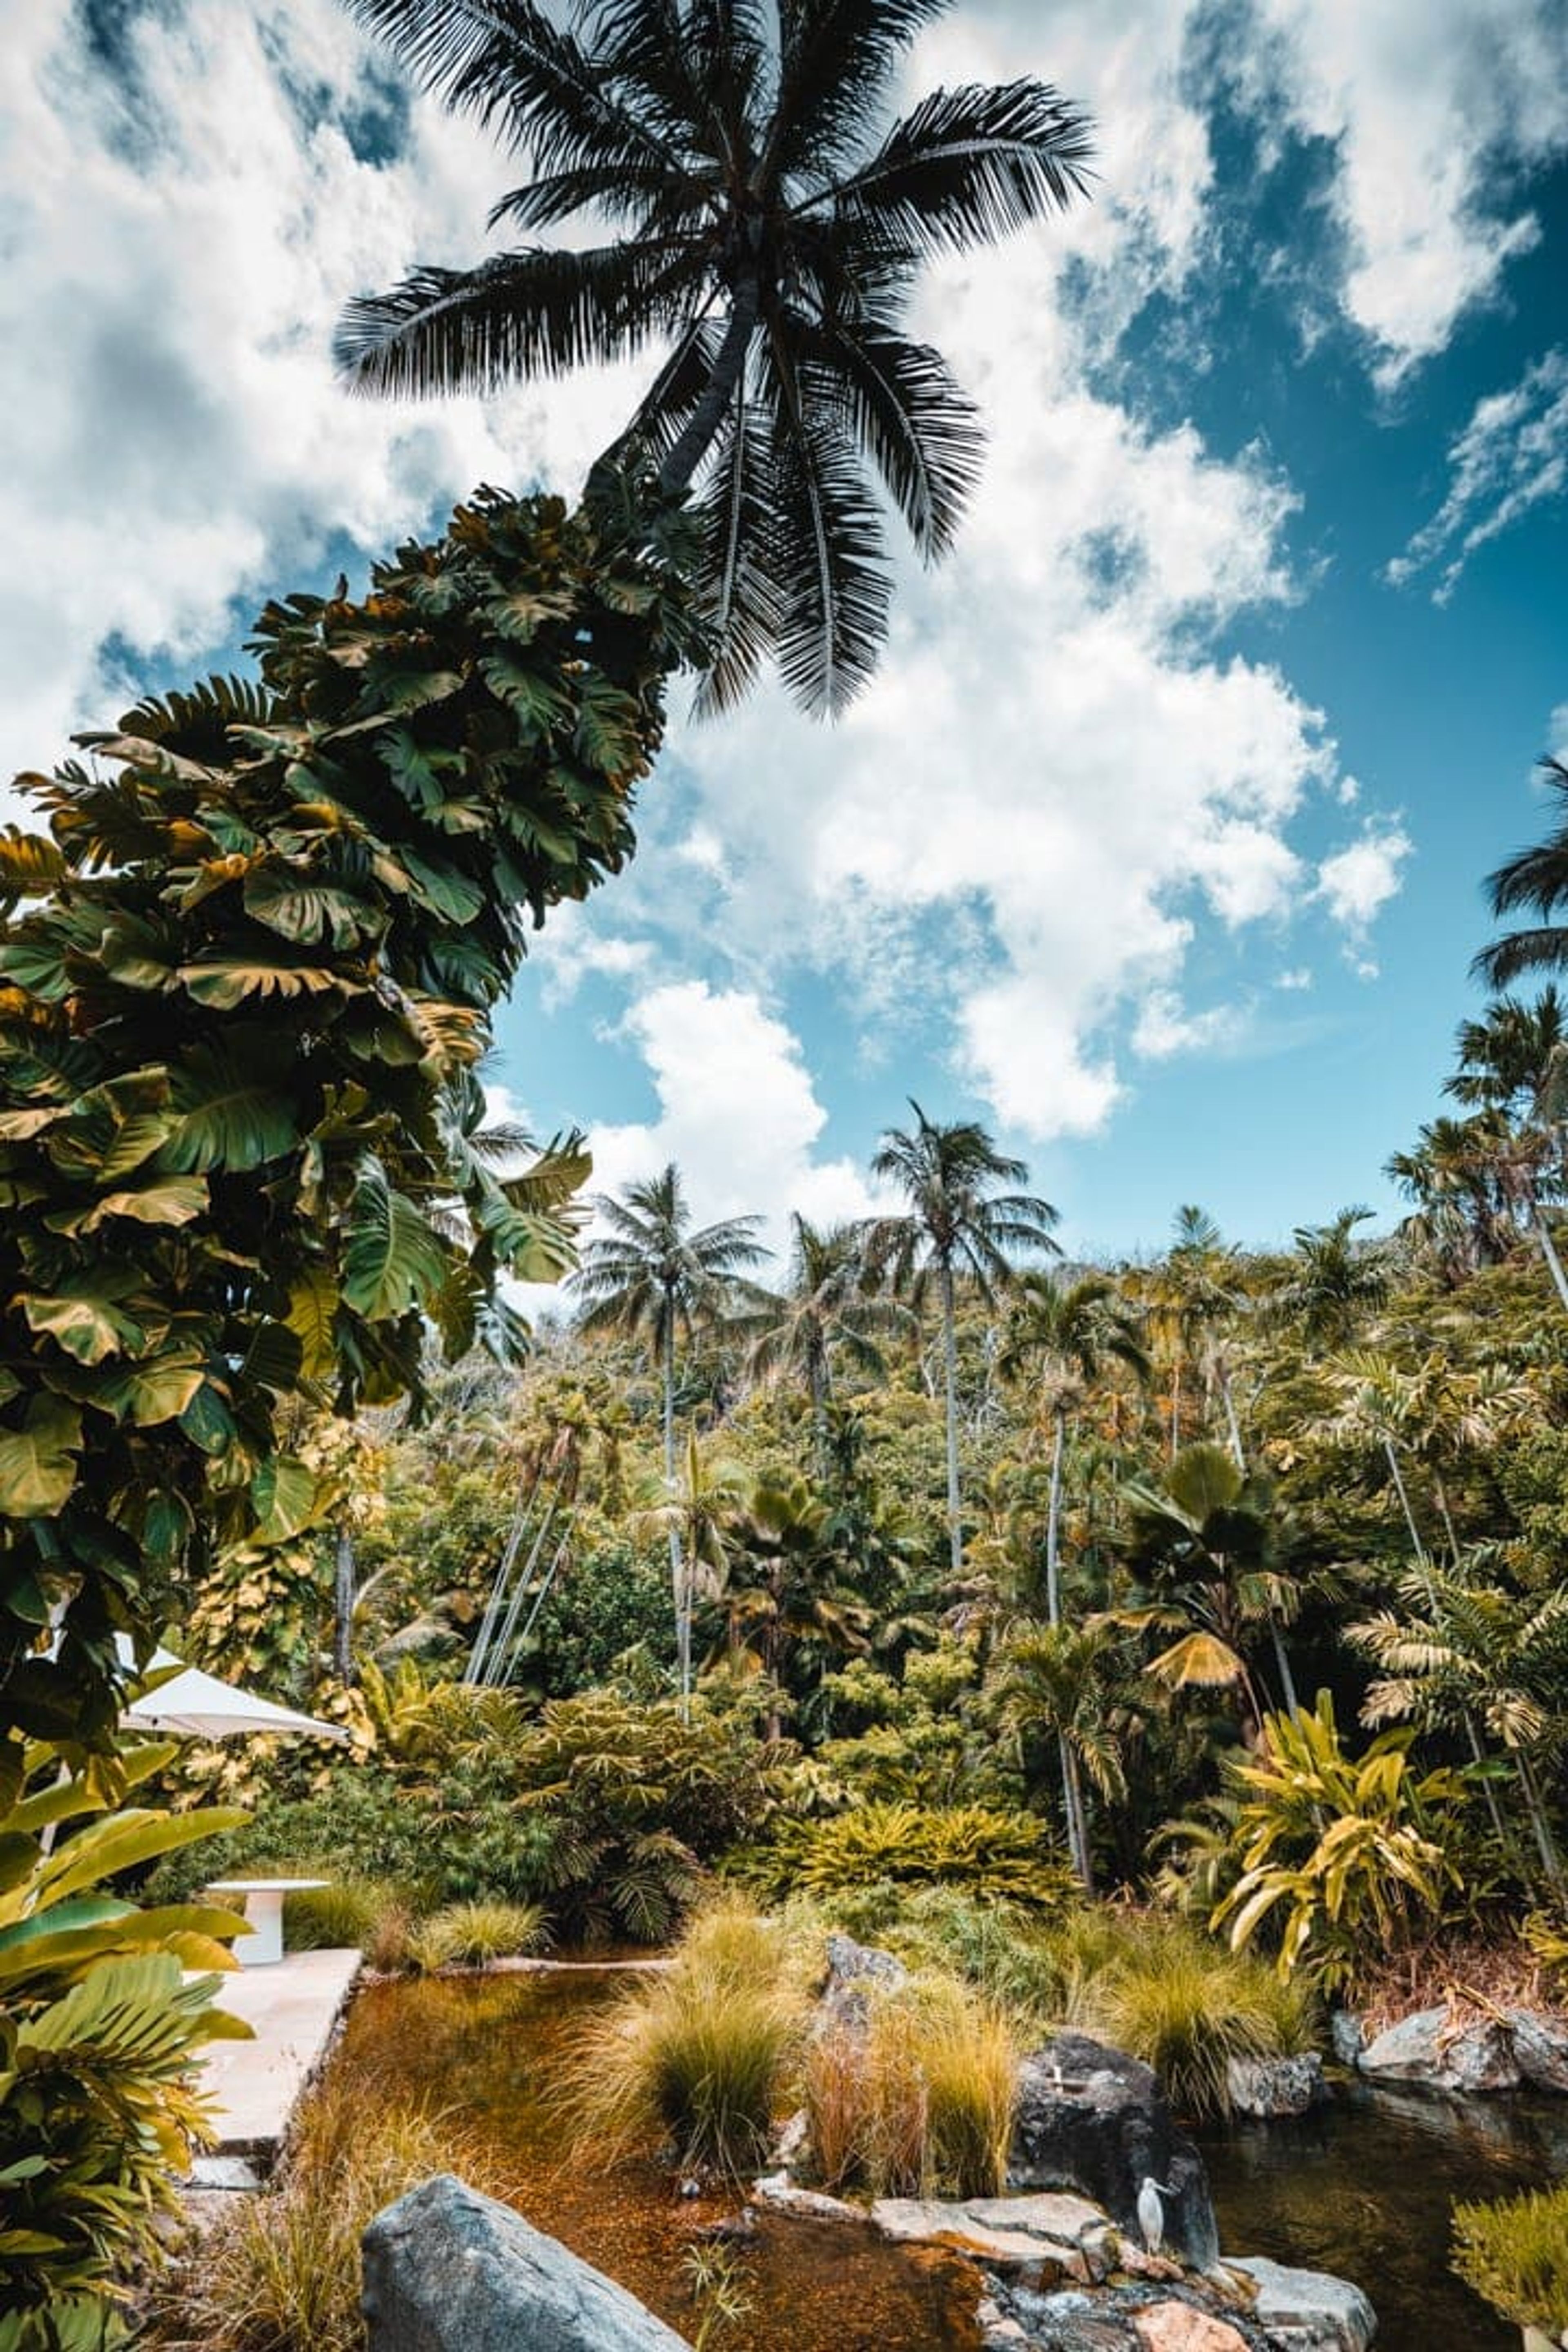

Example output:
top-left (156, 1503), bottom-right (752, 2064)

top-left (1516, 1747), bottom-right (1566, 1895)
top-left (1535, 1207), bottom-right (1568, 1314)
top-left (1219, 1371), bottom-right (1245, 1471)
top-left (657, 273), bottom-right (760, 495)
top-left (1169, 1358), bottom-right (1181, 1460)
top-left (333, 1525), bottom-right (356, 1684)
top-left (1383, 1438), bottom-right (1425, 1559)
top-left (1386, 1441), bottom-right (1511, 1846)
top-left (941, 1260), bottom-right (963, 1579)
top-left (663, 1314), bottom-right (689, 1715)
top-left (1045, 1409), bottom-right (1065, 1627)
top-left (1060, 1735), bottom-right (1094, 1894)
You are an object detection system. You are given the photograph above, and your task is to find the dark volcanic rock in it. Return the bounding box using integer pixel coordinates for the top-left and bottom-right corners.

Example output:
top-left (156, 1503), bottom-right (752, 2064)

top-left (1008, 2034), bottom-right (1220, 2272)
top-left (362, 2175), bottom-right (688, 2352)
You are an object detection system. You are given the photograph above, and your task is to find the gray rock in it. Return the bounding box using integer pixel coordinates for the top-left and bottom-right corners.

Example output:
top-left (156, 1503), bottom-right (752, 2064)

top-left (1508, 2010), bottom-right (1568, 2094)
top-left (1009, 2033), bottom-right (1220, 2273)
top-left (362, 2175), bottom-right (688, 2352)
top-left (817, 1931), bottom-right (910, 2031)
top-left (1358, 2006), bottom-right (1521, 2094)
top-left (1327, 2013), bottom-right (1364, 2068)
top-left (1230, 2256), bottom-right (1377, 2351)
top-left (1224, 2055), bottom-right (1328, 2119)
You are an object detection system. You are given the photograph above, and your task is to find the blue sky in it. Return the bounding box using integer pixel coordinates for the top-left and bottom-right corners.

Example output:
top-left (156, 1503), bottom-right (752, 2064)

top-left (6, 0), bottom-right (1568, 1266)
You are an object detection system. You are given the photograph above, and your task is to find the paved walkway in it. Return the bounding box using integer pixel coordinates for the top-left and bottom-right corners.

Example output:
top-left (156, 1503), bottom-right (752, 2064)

top-left (194, 1947), bottom-right (363, 2167)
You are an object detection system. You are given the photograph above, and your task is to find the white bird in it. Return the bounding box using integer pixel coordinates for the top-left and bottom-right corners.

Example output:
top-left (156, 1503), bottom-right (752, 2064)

top-left (1137, 2176), bottom-right (1175, 2255)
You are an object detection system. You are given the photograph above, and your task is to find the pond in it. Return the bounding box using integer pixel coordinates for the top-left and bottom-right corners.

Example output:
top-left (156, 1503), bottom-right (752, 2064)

top-left (1198, 2077), bottom-right (1568, 2352)
top-left (332, 1967), bottom-right (980, 2351)
top-left (332, 1969), bottom-right (1568, 2349)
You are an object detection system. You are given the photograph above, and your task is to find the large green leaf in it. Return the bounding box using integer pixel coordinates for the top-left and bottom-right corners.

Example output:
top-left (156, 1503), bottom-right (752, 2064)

top-left (20, 1292), bottom-right (145, 1366)
top-left (77, 1177), bottom-right (208, 1232)
top-left (249, 1454), bottom-right (319, 1544)
top-left (161, 1046), bottom-right (300, 1173)
top-left (0, 1398), bottom-right (82, 1517)
top-left (242, 866), bottom-right (380, 949)
top-left (285, 1267), bottom-right (339, 1377)
top-left (342, 1159), bottom-right (450, 1319)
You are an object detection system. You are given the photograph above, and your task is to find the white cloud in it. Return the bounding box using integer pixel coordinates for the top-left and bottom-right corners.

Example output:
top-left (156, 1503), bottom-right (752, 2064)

top-left (0, 0), bottom-right (644, 815)
top-left (1389, 350), bottom-right (1568, 599)
top-left (1131, 989), bottom-right (1245, 1061)
top-left (583, 982), bottom-right (885, 1257)
top-left (1244, 0), bottom-right (1568, 381)
top-left (1316, 824), bottom-right (1414, 956)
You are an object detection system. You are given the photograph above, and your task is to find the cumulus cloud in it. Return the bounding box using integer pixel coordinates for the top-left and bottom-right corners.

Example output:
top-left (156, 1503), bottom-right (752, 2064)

top-left (581, 982), bottom-right (886, 1258)
top-left (1243, 0), bottom-right (1568, 381)
top-left (0, 0), bottom-right (644, 811)
top-left (1389, 350), bottom-right (1568, 599)
top-left (1316, 825), bottom-right (1414, 975)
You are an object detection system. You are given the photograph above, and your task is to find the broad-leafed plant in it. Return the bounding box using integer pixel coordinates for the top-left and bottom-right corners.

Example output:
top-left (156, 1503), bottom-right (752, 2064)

top-left (0, 474), bottom-right (699, 1759)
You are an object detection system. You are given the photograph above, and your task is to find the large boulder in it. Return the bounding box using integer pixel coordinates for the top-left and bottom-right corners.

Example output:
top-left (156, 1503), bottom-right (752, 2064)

top-left (1009, 2034), bottom-right (1220, 2273)
top-left (1229, 2258), bottom-right (1377, 2351)
top-left (1508, 2010), bottom-right (1568, 2094)
top-left (1224, 2055), bottom-right (1327, 2120)
top-left (817, 1932), bottom-right (909, 2032)
top-left (1357, 2007), bottom-right (1520, 2095)
top-left (362, 2175), bottom-right (688, 2352)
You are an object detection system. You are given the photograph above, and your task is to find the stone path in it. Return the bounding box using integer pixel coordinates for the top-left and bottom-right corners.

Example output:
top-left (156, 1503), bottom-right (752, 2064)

top-left (193, 1946), bottom-right (362, 2167)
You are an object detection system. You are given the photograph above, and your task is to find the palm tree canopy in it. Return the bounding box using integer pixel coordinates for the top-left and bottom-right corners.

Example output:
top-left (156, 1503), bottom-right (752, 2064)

top-left (868, 1097), bottom-right (1060, 1300)
top-left (571, 1160), bottom-right (768, 1348)
top-left (1269, 1205), bottom-right (1389, 1353)
top-left (738, 1212), bottom-right (908, 1397)
top-left (1475, 759), bottom-right (1568, 991)
top-left (999, 1269), bottom-right (1150, 1399)
top-left (335, 0), bottom-right (1092, 717)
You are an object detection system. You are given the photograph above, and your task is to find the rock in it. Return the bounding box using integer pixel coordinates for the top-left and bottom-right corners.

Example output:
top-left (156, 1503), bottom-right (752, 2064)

top-left (751, 2174), bottom-right (868, 2225)
top-left (870, 2197), bottom-right (1089, 2281)
top-left (1133, 2304), bottom-right (1250, 2352)
top-left (361, 2174), bottom-right (689, 2352)
top-left (1357, 2006), bottom-right (1521, 2094)
top-left (1327, 2013), bottom-right (1364, 2068)
top-left (1508, 2010), bottom-right (1568, 2094)
top-left (817, 1932), bottom-right (909, 2029)
top-left (772, 2107), bottom-right (810, 2167)
top-left (1224, 2055), bottom-right (1328, 2119)
top-left (1230, 2257), bottom-right (1377, 2351)
top-left (1009, 2034), bottom-right (1221, 2272)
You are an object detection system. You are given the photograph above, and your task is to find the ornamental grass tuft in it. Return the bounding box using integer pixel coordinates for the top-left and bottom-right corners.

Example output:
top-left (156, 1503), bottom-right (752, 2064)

top-left (1452, 2180), bottom-right (1568, 2333)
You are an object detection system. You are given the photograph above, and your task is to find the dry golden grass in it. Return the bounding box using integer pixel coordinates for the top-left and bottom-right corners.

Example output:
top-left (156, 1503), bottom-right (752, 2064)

top-left (803, 1972), bottom-right (1017, 2199)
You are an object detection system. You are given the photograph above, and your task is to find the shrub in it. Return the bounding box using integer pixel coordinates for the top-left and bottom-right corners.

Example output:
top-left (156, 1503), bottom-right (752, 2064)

top-left (0, 1741), bottom-right (248, 2347)
top-left (405, 1900), bottom-right (549, 1973)
top-left (753, 1801), bottom-right (1071, 1909)
top-left (788, 1884), bottom-right (1065, 2022)
top-left (562, 1900), bottom-right (804, 2176)
top-left (283, 1875), bottom-right (402, 1953)
top-left (804, 1972), bottom-right (1017, 2199)
top-left (1452, 2180), bottom-right (1568, 2334)
top-left (148, 2075), bottom-right (514, 2352)
top-left (1074, 1915), bottom-right (1319, 2120)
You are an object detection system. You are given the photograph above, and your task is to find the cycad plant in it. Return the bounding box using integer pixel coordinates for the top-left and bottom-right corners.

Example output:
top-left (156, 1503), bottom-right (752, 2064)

top-left (336, 0), bottom-right (1092, 715)
top-left (1212, 1692), bottom-right (1468, 1991)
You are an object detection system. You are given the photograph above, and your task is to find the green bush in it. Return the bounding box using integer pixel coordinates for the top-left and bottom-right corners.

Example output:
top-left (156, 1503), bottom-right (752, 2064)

top-left (405, 1900), bottom-right (549, 1973)
top-left (283, 1875), bottom-right (403, 1953)
top-left (788, 1884), bottom-right (1065, 2021)
top-left (562, 1900), bottom-right (804, 2176)
top-left (751, 1800), bottom-right (1071, 1909)
top-left (1070, 1914), bottom-right (1319, 2119)
top-left (804, 1971), bottom-right (1017, 2199)
top-left (147, 2073), bottom-right (516, 2352)
top-left (0, 1741), bottom-right (249, 2347)
top-left (1453, 2181), bottom-right (1568, 2333)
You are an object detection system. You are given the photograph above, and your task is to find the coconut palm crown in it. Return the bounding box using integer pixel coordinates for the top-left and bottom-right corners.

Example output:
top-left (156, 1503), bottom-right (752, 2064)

top-left (334, 0), bottom-right (1093, 717)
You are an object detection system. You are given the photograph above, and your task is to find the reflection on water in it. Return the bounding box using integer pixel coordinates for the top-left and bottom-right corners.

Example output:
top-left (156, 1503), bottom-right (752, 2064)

top-left (1198, 2078), bottom-right (1568, 2352)
top-left (332, 1970), bottom-right (980, 2352)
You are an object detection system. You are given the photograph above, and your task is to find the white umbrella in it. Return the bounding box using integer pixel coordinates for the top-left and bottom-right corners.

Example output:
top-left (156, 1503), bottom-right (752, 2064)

top-left (118, 1637), bottom-right (351, 1744)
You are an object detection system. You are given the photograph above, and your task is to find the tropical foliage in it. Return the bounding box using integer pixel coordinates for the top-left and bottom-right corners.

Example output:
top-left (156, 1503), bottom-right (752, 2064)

top-left (335, 0), bottom-right (1092, 714)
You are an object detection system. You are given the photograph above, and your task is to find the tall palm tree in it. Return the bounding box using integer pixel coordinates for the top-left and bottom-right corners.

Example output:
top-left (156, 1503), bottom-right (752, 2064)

top-left (998, 1270), bottom-right (1149, 1626)
top-left (869, 1099), bottom-right (1058, 1577)
top-left (738, 1212), bottom-right (909, 1460)
top-left (1136, 1206), bottom-right (1244, 1461)
top-left (994, 1617), bottom-right (1128, 1893)
top-left (1474, 758), bottom-right (1568, 991)
top-left (571, 1162), bottom-right (766, 1697)
top-left (335, 0), bottom-right (1092, 717)
top-left (1445, 988), bottom-right (1568, 1310)
top-left (1269, 1206), bottom-right (1390, 1357)
top-left (635, 1426), bottom-right (746, 1702)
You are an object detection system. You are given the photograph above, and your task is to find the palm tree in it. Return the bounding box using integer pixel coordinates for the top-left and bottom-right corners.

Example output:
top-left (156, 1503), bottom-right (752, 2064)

top-left (1268, 1207), bottom-right (1390, 1356)
top-left (1474, 758), bottom-right (1568, 991)
top-left (335, 0), bottom-right (1092, 717)
top-left (707, 1473), bottom-right (871, 1733)
top-left (998, 1271), bottom-right (1149, 1627)
top-left (738, 1213), bottom-right (909, 1461)
top-left (1135, 1206), bottom-right (1245, 1460)
top-left (1114, 1441), bottom-right (1295, 1743)
top-left (869, 1100), bottom-right (1059, 1577)
top-left (993, 1617), bottom-right (1128, 1893)
top-left (572, 1163), bottom-right (766, 1697)
top-left (635, 1427), bottom-right (746, 1704)
top-left (1445, 989), bottom-right (1568, 1310)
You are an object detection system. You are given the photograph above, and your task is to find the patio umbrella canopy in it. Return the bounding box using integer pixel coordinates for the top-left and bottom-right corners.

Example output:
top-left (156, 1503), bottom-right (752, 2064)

top-left (118, 1638), bottom-right (351, 1744)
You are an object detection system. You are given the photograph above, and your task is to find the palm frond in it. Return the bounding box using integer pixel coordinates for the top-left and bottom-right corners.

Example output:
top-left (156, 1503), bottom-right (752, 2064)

top-left (826, 78), bottom-right (1093, 254)
top-left (804, 322), bottom-right (981, 558)
top-left (769, 0), bottom-right (954, 181)
top-left (764, 338), bottom-right (892, 718)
